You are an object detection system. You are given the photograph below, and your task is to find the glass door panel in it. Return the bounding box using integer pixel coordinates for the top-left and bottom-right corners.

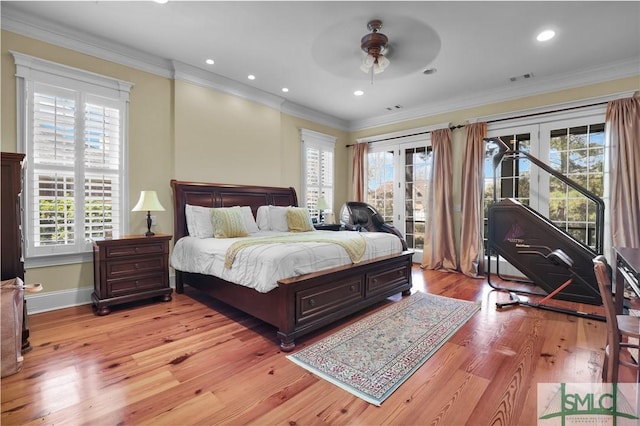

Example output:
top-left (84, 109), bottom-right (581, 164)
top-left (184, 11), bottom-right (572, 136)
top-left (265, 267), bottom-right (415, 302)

top-left (542, 121), bottom-right (605, 250)
top-left (404, 146), bottom-right (430, 251)
top-left (366, 150), bottom-right (395, 223)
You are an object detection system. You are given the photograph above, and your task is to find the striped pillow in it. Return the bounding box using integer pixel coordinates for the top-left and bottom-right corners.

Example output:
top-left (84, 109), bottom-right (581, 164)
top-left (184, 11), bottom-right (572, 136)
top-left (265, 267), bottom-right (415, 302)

top-left (286, 207), bottom-right (315, 232)
top-left (211, 207), bottom-right (249, 238)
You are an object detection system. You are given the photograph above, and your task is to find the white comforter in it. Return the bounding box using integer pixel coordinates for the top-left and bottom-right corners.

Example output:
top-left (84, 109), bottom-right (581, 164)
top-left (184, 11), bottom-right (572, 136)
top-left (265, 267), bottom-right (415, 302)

top-left (170, 230), bottom-right (403, 293)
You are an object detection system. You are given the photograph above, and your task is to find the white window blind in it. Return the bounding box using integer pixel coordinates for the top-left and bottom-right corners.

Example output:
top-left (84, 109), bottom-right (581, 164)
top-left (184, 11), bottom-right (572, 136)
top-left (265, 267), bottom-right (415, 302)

top-left (300, 129), bottom-right (335, 221)
top-left (13, 51), bottom-right (132, 265)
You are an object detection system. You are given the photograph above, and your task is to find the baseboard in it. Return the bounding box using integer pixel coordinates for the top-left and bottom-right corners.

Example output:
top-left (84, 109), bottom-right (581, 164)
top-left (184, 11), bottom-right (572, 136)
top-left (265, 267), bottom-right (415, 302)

top-left (25, 275), bottom-right (176, 314)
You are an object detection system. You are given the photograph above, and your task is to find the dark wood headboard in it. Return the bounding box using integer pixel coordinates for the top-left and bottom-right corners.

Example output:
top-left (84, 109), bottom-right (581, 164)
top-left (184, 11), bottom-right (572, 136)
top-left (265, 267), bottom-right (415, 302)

top-left (170, 180), bottom-right (299, 241)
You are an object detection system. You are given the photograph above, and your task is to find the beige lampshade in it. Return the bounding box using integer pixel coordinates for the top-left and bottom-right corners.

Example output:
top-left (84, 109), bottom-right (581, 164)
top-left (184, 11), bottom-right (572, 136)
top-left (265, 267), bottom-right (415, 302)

top-left (132, 191), bottom-right (165, 212)
top-left (316, 197), bottom-right (329, 210)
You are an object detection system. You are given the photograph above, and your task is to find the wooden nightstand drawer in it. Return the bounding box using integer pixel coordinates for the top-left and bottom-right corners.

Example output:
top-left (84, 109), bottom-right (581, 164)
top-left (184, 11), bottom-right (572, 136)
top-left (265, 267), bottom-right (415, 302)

top-left (107, 272), bottom-right (167, 297)
top-left (92, 234), bottom-right (172, 315)
top-left (105, 242), bottom-right (166, 258)
top-left (105, 256), bottom-right (164, 279)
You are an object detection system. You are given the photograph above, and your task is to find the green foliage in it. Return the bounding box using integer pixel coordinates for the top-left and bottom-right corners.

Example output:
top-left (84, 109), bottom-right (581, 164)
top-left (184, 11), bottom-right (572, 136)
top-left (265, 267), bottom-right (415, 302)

top-left (38, 195), bottom-right (112, 243)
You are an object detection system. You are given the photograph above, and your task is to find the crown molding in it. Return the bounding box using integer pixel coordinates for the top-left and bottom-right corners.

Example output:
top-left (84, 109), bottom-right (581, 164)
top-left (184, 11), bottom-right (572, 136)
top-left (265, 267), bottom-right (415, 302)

top-left (171, 60), bottom-right (286, 111)
top-left (1, 4), bottom-right (349, 131)
top-left (281, 100), bottom-right (350, 131)
top-left (3, 3), bottom-right (637, 135)
top-left (1, 4), bottom-right (174, 78)
top-left (348, 57), bottom-right (640, 132)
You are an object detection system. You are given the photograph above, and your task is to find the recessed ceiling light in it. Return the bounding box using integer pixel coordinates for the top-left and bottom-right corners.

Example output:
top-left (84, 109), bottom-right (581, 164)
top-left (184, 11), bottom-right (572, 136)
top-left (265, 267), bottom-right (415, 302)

top-left (248, 75), bottom-right (256, 80)
top-left (153, 0), bottom-right (168, 4)
top-left (205, 59), bottom-right (214, 65)
top-left (354, 90), bottom-right (364, 96)
top-left (537, 29), bottom-right (556, 42)
top-left (423, 68), bottom-right (437, 75)
top-left (281, 88), bottom-right (289, 93)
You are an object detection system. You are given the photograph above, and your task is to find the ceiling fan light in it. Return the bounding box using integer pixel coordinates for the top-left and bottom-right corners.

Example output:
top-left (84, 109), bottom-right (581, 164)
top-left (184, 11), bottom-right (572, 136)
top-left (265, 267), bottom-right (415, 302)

top-left (363, 54), bottom-right (375, 66)
top-left (377, 55), bottom-right (390, 69)
top-left (360, 53), bottom-right (376, 73)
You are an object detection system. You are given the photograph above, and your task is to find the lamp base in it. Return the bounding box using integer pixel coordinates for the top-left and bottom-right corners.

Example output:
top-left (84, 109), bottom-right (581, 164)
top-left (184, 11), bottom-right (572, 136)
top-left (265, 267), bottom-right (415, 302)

top-left (145, 211), bottom-right (154, 237)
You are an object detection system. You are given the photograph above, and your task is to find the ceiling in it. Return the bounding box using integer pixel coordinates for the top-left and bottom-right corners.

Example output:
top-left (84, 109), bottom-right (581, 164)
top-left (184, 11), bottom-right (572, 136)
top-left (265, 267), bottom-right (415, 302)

top-left (2, 1), bottom-right (639, 130)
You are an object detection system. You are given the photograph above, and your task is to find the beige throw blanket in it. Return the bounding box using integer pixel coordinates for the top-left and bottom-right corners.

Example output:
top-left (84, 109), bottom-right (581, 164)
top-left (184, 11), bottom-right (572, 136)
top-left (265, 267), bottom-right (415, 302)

top-left (225, 233), bottom-right (367, 269)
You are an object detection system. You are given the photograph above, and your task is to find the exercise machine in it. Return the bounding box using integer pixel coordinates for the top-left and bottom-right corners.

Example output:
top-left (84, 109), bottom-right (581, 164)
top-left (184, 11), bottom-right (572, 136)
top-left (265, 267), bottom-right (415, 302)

top-left (485, 137), bottom-right (605, 320)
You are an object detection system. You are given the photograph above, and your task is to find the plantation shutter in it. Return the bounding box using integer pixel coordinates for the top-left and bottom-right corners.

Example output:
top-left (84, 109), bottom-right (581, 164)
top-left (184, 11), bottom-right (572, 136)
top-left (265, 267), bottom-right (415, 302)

top-left (83, 99), bottom-right (122, 241)
top-left (31, 85), bottom-right (78, 251)
top-left (301, 129), bottom-right (335, 220)
top-left (14, 51), bottom-right (132, 262)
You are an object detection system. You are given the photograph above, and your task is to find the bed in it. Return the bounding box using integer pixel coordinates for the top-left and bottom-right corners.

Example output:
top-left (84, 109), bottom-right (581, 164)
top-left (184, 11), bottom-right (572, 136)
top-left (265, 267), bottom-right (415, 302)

top-left (170, 180), bottom-right (413, 351)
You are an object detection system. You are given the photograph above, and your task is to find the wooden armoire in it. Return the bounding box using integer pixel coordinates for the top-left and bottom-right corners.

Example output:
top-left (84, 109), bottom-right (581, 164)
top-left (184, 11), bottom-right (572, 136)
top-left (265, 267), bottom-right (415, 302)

top-left (1, 152), bottom-right (30, 351)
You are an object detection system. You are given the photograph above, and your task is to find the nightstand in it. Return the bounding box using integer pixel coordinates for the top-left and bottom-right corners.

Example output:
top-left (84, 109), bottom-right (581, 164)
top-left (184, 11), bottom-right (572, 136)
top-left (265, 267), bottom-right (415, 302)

top-left (314, 223), bottom-right (343, 231)
top-left (92, 234), bottom-right (172, 315)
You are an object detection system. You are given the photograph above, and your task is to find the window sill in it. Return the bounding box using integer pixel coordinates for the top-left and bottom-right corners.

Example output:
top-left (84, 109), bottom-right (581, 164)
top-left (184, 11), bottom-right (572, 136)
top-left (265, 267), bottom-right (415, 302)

top-left (25, 251), bottom-right (93, 269)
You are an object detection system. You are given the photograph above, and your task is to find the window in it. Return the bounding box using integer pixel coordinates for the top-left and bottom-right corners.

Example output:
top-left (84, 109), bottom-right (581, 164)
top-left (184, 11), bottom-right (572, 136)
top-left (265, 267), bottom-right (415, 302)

top-left (13, 52), bottom-right (132, 265)
top-left (301, 129), bottom-right (335, 222)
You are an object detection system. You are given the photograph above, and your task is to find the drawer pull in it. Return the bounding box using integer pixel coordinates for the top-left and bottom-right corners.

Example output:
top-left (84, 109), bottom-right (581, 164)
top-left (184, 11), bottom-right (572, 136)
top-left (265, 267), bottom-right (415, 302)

top-left (373, 278), bottom-right (378, 284)
top-left (308, 299), bottom-right (315, 307)
top-left (350, 285), bottom-right (356, 292)
top-left (135, 247), bottom-right (139, 253)
top-left (398, 270), bottom-right (403, 275)
top-left (134, 263), bottom-right (139, 269)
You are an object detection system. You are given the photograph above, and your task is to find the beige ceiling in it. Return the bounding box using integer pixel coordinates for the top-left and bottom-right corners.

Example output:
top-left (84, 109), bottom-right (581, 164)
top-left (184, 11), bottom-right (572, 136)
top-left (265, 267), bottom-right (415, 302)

top-left (2, 1), bottom-right (639, 130)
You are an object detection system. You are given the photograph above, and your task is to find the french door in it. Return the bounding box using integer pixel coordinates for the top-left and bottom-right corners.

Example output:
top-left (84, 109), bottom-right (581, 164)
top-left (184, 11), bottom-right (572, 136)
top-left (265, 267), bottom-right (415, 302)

top-left (485, 110), bottom-right (607, 275)
top-left (366, 137), bottom-right (432, 263)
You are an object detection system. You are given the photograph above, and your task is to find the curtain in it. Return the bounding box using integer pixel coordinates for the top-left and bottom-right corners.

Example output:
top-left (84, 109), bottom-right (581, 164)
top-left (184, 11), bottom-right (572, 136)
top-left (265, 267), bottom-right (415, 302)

top-left (351, 142), bottom-right (368, 202)
top-left (459, 122), bottom-right (487, 277)
top-left (421, 128), bottom-right (457, 271)
top-left (606, 98), bottom-right (640, 248)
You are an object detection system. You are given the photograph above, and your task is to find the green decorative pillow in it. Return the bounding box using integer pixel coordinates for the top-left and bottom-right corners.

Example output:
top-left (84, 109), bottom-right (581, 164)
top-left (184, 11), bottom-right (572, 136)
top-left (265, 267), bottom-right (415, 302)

top-left (286, 207), bottom-right (315, 232)
top-left (211, 207), bottom-right (249, 238)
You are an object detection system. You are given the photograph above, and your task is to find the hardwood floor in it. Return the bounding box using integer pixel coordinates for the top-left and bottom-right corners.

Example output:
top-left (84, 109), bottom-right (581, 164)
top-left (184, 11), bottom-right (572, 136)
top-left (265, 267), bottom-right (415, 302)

top-left (1, 267), bottom-right (634, 425)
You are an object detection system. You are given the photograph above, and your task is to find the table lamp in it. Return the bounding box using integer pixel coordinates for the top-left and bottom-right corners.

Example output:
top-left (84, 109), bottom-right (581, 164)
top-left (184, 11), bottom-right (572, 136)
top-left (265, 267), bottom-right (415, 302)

top-left (132, 190), bottom-right (165, 236)
top-left (317, 196), bottom-right (329, 224)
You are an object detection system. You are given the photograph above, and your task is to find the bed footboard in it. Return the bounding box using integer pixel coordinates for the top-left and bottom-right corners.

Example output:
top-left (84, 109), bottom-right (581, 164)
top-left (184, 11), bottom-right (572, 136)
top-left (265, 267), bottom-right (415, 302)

top-left (275, 251), bottom-right (413, 351)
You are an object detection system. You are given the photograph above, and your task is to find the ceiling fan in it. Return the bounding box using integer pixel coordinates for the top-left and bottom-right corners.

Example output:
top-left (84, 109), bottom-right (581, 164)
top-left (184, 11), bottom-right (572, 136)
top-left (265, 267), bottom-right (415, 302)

top-left (360, 19), bottom-right (390, 75)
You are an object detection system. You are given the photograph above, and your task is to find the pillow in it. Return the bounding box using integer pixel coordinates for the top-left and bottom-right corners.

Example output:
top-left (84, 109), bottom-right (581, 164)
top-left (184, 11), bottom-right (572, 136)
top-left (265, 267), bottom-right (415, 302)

top-left (268, 205), bottom-right (290, 232)
top-left (286, 207), bottom-right (315, 232)
top-left (211, 207), bottom-right (249, 238)
top-left (236, 206), bottom-right (259, 233)
top-left (185, 204), bottom-right (214, 238)
top-left (256, 205), bottom-right (271, 230)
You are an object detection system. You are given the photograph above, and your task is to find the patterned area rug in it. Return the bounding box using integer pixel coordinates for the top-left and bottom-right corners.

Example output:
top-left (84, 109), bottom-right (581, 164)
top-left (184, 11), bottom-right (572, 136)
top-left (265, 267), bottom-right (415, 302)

top-left (286, 291), bottom-right (481, 405)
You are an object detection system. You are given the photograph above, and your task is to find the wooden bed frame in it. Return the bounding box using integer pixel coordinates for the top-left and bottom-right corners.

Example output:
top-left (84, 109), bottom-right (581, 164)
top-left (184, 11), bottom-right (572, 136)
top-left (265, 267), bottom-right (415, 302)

top-left (171, 180), bottom-right (413, 351)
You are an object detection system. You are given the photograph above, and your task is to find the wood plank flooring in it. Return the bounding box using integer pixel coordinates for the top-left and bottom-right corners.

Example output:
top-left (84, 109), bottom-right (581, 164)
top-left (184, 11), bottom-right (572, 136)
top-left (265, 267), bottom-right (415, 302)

top-left (1, 267), bottom-right (633, 425)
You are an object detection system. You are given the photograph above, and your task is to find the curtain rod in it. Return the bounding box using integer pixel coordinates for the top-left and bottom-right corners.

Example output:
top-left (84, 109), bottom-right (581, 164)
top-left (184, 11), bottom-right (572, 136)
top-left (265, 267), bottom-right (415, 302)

top-left (346, 99), bottom-right (612, 148)
top-left (346, 124), bottom-right (465, 148)
top-left (485, 100), bottom-right (609, 125)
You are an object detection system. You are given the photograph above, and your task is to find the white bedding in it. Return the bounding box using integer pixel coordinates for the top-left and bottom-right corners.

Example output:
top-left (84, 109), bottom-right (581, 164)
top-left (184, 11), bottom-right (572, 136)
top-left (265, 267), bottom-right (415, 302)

top-left (170, 230), bottom-right (403, 293)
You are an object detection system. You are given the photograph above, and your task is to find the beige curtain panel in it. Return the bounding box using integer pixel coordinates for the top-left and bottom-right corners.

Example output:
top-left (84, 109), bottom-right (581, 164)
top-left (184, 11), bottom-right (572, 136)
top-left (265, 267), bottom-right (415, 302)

top-left (459, 122), bottom-right (488, 277)
top-left (421, 128), bottom-right (458, 271)
top-left (351, 142), bottom-right (368, 202)
top-left (606, 97), bottom-right (640, 248)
